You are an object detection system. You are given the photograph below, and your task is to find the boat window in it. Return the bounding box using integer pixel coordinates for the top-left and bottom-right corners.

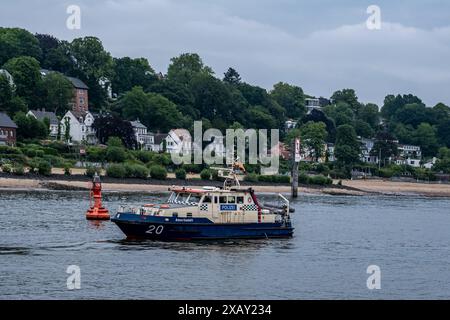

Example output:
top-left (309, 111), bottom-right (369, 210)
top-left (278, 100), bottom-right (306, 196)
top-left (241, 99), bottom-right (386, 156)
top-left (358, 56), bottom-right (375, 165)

top-left (214, 197), bottom-right (218, 204)
top-left (227, 196), bottom-right (236, 203)
top-left (237, 196), bottom-right (244, 204)
top-left (176, 193), bottom-right (190, 203)
top-left (187, 212), bottom-right (193, 218)
top-left (189, 194), bottom-right (202, 204)
top-left (219, 196), bottom-right (227, 203)
top-left (167, 192), bottom-right (176, 203)
top-left (202, 196), bottom-right (212, 203)
top-left (172, 212), bottom-right (178, 217)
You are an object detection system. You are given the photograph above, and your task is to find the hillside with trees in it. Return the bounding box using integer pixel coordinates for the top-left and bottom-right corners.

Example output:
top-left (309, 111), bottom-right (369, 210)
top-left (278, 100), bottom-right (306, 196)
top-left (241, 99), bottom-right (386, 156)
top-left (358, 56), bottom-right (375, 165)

top-left (1, 27), bottom-right (450, 178)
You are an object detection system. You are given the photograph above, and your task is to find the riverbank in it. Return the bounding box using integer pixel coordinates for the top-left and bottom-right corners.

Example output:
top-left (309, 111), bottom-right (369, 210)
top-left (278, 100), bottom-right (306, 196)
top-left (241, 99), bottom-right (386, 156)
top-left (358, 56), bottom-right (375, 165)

top-left (1, 175), bottom-right (450, 197)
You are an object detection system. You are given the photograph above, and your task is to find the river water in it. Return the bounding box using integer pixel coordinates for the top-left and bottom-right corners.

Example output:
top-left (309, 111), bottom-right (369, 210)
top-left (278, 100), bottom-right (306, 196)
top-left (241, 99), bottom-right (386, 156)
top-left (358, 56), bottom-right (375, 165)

top-left (0, 190), bottom-right (449, 299)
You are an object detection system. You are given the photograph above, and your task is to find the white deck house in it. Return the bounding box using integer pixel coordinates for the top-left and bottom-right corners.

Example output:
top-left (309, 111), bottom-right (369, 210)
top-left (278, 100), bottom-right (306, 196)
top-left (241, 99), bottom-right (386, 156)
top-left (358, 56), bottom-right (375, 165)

top-left (396, 144), bottom-right (422, 168)
top-left (27, 109), bottom-right (59, 139)
top-left (60, 110), bottom-right (97, 144)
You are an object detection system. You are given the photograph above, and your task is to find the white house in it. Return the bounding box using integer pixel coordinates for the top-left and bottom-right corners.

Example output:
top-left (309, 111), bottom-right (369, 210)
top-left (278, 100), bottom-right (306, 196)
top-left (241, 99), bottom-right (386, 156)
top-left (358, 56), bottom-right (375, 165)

top-left (284, 119), bottom-right (298, 131)
top-left (60, 110), bottom-right (97, 144)
top-left (165, 129), bottom-right (192, 155)
top-left (360, 138), bottom-right (379, 164)
top-left (27, 109), bottom-right (59, 139)
top-left (130, 119), bottom-right (155, 151)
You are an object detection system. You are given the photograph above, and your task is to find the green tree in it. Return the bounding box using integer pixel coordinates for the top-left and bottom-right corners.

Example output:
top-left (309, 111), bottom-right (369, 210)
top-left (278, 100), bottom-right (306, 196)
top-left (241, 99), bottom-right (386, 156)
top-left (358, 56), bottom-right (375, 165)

top-left (357, 103), bottom-right (379, 129)
top-left (35, 34), bottom-right (74, 73)
top-left (412, 123), bottom-right (439, 157)
top-left (371, 131), bottom-right (399, 162)
top-left (0, 28), bottom-right (42, 65)
top-left (270, 82), bottom-right (305, 119)
top-left (3, 56), bottom-right (42, 107)
top-left (13, 112), bottom-right (48, 140)
top-left (144, 93), bottom-right (185, 132)
top-left (437, 119), bottom-right (450, 148)
top-left (299, 121), bottom-right (327, 161)
top-left (70, 36), bottom-right (114, 109)
top-left (223, 67), bottom-right (241, 85)
top-left (167, 53), bottom-right (213, 85)
top-left (112, 57), bottom-right (156, 95)
top-left (331, 89), bottom-right (360, 113)
top-left (335, 124), bottom-right (360, 165)
top-left (354, 119), bottom-right (375, 138)
top-left (41, 72), bottom-right (74, 116)
top-left (119, 86), bottom-right (149, 121)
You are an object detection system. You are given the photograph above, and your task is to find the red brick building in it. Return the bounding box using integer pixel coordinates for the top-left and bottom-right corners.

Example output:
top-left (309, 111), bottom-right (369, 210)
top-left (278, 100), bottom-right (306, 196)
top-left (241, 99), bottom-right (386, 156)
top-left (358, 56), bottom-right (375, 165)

top-left (0, 112), bottom-right (18, 146)
top-left (67, 76), bottom-right (89, 112)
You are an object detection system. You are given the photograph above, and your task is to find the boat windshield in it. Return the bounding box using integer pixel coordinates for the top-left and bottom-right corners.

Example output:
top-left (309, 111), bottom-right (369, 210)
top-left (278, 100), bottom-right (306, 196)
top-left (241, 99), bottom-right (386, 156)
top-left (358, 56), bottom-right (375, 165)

top-left (167, 192), bottom-right (204, 205)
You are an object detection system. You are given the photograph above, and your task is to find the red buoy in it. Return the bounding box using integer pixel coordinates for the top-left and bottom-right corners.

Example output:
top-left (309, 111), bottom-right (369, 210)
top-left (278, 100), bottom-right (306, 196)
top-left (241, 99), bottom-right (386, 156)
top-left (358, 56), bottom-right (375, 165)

top-left (86, 173), bottom-right (110, 220)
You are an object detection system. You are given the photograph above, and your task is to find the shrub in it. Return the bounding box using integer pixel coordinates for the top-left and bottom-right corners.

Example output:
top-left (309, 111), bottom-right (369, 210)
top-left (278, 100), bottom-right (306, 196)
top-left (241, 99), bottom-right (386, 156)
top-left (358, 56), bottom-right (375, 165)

top-left (0, 146), bottom-right (22, 155)
top-left (244, 173), bottom-right (259, 182)
top-left (200, 169), bottom-right (211, 180)
top-left (13, 164), bottom-right (25, 176)
top-left (1, 163), bottom-right (12, 174)
top-left (150, 165), bottom-right (167, 180)
top-left (175, 168), bottom-right (187, 180)
top-left (64, 164), bottom-right (72, 176)
top-left (182, 163), bottom-right (203, 173)
top-left (106, 164), bottom-right (126, 179)
top-left (299, 172), bottom-right (310, 184)
top-left (28, 158), bottom-right (40, 174)
top-left (106, 147), bottom-right (126, 163)
top-left (309, 175), bottom-right (331, 185)
top-left (378, 168), bottom-right (394, 178)
top-left (124, 163), bottom-right (149, 179)
top-left (135, 151), bottom-right (153, 163)
top-left (24, 149), bottom-right (37, 157)
top-left (86, 147), bottom-right (106, 162)
top-left (85, 166), bottom-right (101, 178)
top-left (38, 160), bottom-right (52, 176)
top-left (274, 175), bottom-right (290, 183)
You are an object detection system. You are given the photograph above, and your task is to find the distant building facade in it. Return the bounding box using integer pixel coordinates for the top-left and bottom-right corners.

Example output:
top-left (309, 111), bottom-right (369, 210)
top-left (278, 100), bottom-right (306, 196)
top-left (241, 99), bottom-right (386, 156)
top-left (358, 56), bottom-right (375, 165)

top-left (0, 112), bottom-right (17, 146)
top-left (60, 110), bottom-right (97, 144)
top-left (360, 138), bottom-right (379, 164)
top-left (130, 120), bottom-right (155, 151)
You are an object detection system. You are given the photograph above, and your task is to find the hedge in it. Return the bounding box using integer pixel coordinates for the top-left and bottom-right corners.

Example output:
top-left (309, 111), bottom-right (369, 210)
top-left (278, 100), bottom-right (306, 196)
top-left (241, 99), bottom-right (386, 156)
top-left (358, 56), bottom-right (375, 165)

top-left (200, 169), bottom-right (211, 180)
top-left (175, 168), bottom-right (187, 180)
top-left (106, 164), bottom-right (127, 179)
top-left (150, 165), bottom-right (167, 180)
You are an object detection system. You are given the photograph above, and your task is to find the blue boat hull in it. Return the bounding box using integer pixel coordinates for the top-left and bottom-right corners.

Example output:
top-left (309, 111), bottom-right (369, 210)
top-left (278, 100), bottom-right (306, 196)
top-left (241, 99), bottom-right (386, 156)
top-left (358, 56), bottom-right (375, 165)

top-left (111, 213), bottom-right (294, 241)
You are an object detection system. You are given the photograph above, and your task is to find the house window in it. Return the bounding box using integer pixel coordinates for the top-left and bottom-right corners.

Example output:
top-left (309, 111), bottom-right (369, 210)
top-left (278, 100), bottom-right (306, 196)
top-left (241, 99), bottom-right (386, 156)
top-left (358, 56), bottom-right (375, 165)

top-left (79, 97), bottom-right (84, 105)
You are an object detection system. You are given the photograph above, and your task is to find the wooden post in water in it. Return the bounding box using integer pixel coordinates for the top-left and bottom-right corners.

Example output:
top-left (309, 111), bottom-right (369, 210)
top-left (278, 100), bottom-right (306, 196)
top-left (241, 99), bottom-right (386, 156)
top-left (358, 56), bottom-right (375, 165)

top-left (291, 138), bottom-right (300, 198)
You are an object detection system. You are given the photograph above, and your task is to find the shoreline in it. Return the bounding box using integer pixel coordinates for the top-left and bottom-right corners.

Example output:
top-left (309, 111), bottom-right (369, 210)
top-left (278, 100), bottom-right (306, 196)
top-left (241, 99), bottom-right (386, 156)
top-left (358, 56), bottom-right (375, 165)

top-left (1, 175), bottom-right (450, 197)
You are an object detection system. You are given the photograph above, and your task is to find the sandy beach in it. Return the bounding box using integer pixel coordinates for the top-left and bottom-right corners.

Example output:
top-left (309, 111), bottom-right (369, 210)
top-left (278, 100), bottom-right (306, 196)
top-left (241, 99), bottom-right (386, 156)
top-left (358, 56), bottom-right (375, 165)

top-left (1, 176), bottom-right (450, 197)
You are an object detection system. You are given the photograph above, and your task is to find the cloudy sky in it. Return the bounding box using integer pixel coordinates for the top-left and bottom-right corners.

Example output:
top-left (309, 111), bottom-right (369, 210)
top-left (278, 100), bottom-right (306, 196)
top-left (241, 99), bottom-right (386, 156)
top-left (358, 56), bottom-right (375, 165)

top-left (1, 0), bottom-right (450, 106)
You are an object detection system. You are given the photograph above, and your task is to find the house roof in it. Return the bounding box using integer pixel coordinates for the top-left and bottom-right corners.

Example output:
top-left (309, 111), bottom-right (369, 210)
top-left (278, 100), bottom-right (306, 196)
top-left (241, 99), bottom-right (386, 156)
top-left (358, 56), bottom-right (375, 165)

top-left (154, 133), bottom-right (168, 145)
top-left (130, 120), bottom-right (147, 129)
top-left (40, 69), bottom-right (89, 90)
top-left (0, 112), bottom-right (17, 128)
top-left (66, 76), bottom-right (89, 90)
top-left (29, 110), bottom-right (58, 125)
